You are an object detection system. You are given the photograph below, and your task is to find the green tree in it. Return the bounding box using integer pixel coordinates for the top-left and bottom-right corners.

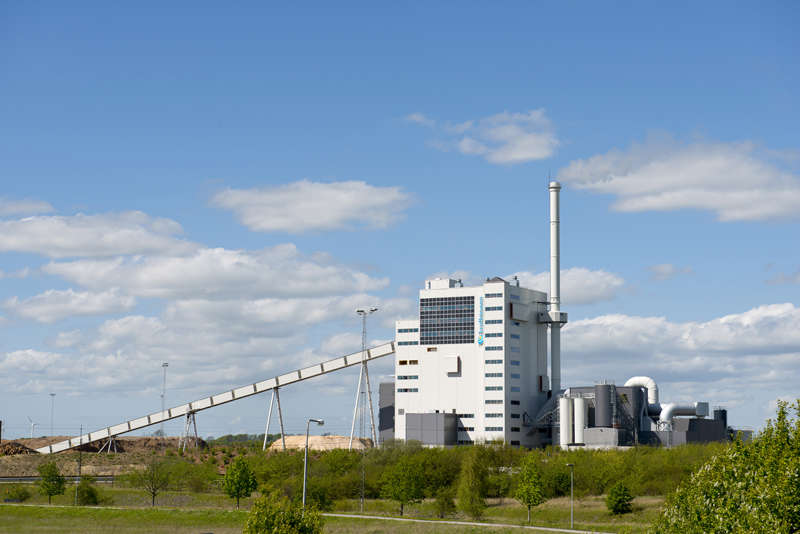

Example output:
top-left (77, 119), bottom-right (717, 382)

top-left (76, 476), bottom-right (99, 506)
top-left (379, 455), bottom-right (425, 516)
top-left (37, 461), bottom-right (66, 504)
top-left (652, 400), bottom-right (800, 533)
top-left (223, 456), bottom-right (258, 509)
top-left (457, 446), bottom-right (487, 519)
top-left (606, 481), bottom-right (633, 515)
top-left (515, 454), bottom-right (545, 523)
top-left (131, 457), bottom-right (170, 506)
top-left (243, 491), bottom-right (323, 534)
top-left (434, 486), bottom-right (456, 518)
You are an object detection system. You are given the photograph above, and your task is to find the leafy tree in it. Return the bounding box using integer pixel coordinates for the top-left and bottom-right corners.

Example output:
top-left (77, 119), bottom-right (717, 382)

top-left (606, 481), bottom-right (633, 515)
top-left (434, 486), bottom-right (456, 518)
top-left (652, 400), bottom-right (800, 533)
top-left (76, 476), bottom-right (99, 506)
top-left (224, 456), bottom-right (258, 509)
top-left (515, 454), bottom-right (545, 523)
top-left (37, 461), bottom-right (66, 504)
top-left (243, 491), bottom-right (323, 534)
top-left (379, 454), bottom-right (425, 516)
top-left (131, 457), bottom-right (171, 506)
top-left (457, 446), bottom-right (487, 519)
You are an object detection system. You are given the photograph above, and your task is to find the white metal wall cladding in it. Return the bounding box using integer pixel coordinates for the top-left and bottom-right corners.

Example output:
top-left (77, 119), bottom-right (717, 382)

top-left (37, 342), bottom-right (395, 454)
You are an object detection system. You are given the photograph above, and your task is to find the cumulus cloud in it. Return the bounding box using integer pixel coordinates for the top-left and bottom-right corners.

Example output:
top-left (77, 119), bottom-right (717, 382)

top-left (647, 263), bottom-right (693, 281)
top-left (43, 244), bottom-right (389, 299)
top-left (0, 212), bottom-right (197, 258)
top-left (557, 137), bottom-right (800, 221)
top-left (507, 268), bottom-right (625, 305)
top-left (0, 197), bottom-right (53, 217)
top-left (407, 109), bottom-right (558, 165)
top-left (4, 289), bottom-right (135, 323)
top-left (212, 180), bottom-right (412, 233)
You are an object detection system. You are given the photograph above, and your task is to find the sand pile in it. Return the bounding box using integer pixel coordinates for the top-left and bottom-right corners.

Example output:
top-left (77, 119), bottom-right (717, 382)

top-left (268, 435), bottom-right (373, 452)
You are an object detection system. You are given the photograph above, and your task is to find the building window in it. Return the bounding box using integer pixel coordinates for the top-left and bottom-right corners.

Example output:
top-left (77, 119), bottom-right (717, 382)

top-left (511, 427), bottom-right (520, 433)
top-left (458, 440), bottom-right (474, 444)
top-left (511, 373), bottom-right (521, 379)
top-left (485, 359), bottom-right (502, 364)
top-left (485, 399), bottom-right (502, 404)
top-left (398, 341), bottom-right (418, 346)
top-left (457, 413), bottom-right (475, 418)
top-left (420, 296), bottom-right (475, 345)
top-left (398, 408), bottom-right (405, 415)
top-left (485, 346), bottom-right (503, 351)
top-left (510, 334), bottom-right (520, 339)
top-left (485, 332), bottom-right (503, 338)
top-left (511, 386), bottom-right (520, 392)
top-left (397, 328), bottom-right (419, 333)
top-left (510, 440), bottom-right (520, 446)
top-left (513, 321), bottom-right (520, 326)
top-left (408, 360), bottom-right (419, 365)
top-left (510, 294), bottom-right (520, 301)
top-left (510, 400), bottom-right (520, 406)
top-left (485, 413), bottom-right (503, 418)
top-left (485, 372), bottom-right (503, 378)
top-left (397, 375), bottom-right (418, 380)
top-left (427, 347), bottom-right (437, 352)
top-left (485, 306), bottom-right (503, 311)
top-left (485, 293), bottom-right (502, 298)
top-left (399, 360), bottom-right (407, 365)
top-left (511, 413), bottom-right (521, 419)
top-left (486, 319), bottom-right (503, 325)
top-left (510, 360), bottom-right (520, 366)
top-left (485, 426), bottom-right (503, 431)
top-left (397, 388), bottom-right (419, 393)
top-left (510, 347), bottom-right (520, 353)
top-left (458, 426), bottom-right (475, 431)
top-left (485, 386), bottom-right (503, 391)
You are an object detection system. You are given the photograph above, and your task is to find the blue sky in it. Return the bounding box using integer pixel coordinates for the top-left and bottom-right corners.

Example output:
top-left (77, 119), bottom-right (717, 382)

top-left (1, 2), bottom-right (798, 439)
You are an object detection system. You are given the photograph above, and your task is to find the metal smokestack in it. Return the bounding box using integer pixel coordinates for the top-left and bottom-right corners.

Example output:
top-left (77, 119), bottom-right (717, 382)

top-left (549, 181), bottom-right (562, 393)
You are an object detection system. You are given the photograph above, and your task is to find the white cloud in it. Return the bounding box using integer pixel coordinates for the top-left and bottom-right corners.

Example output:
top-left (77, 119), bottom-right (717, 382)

top-left (43, 244), bottom-right (389, 299)
top-left (408, 109), bottom-right (558, 165)
top-left (557, 138), bottom-right (800, 221)
top-left (5, 288), bottom-right (135, 323)
top-left (507, 267), bottom-right (625, 305)
top-left (0, 349), bottom-right (63, 374)
top-left (212, 180), bottom-right (412, 233)
top-left (0, 197), bottom-right (53, 217)
top-left (0, 268), bottom-right (30, 279)
top-left (51, 329), bottom-right (82, 348)
top-left (647, 263), bottom-right (693, 281)
top-left (0, 212), bottom-right (197, 258)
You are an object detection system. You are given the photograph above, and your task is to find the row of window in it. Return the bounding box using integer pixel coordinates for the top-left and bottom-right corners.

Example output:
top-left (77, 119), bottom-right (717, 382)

top-left (485, 427), bottom-right (503, 431)
top-left (511, 386), bottom-right (520, 392)
top-left (486, 319), bottom-right (503, 324)
top-left (510, 400), bottom-right (520, 405)
top-left (485, 346), bottom-right (503, 351)
top-left (485, 306), bottom-right (503, 311)
top-left (485, 399), bottom-right (502, 404)
top-left (485, 293), bottom-right (502, 298)
top-left (510, 294), bottom-right (520, 301)
top-left (457, 413), bottom-right (474, 418)
top-left (398, 341), bottom-right (418, 346)
top-left (397, 375), bottom-right (418, 380)
top-left (511, 373), bottom-right (520, 379)
top-left (420, 317), bottom-right (473, 325)
top-left (511, 413), bottom-right (520, 419)
top-left (511, 360), bottom-right (520, 366)
top-left (397, 328), bottom-right (419, 333)
top-left (485, 359), bottom-right (502, 364)
top-left (485, 332), bottom-right (502, 338)
top-left (486, 386), bottom-right (502, 391)
top-left (486, 413), bottom-right (502, 418)
top-left (398, 360), bottom-right (419, 365)
top-left (419, 304), bottom-right (474, 311)
top-left (510, 347), bottom-right (520, 353)
top-left (485, 372), bottom-right (502, 378)
top-left (397, 388), bottom-right (418, 393)
top-left (420, 296), bottom-right (475, 345)
top-left (510, 334), bottom-right (520, 339)
top-left (458, 426), bottom-right (475, 431)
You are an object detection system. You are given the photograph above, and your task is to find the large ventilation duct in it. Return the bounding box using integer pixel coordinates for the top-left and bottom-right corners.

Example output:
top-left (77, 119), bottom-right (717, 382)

top-left (624, 376), bottom-right (660, 413)
top-left (660, 402), bottom-right (709, 425)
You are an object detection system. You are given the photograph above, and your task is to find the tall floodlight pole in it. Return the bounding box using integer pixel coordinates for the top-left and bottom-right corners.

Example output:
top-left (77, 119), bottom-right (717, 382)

top-left (302, 418), bottom-right (324, 514)
top-left (566, 463), bottom-right (574, 528)
top-left (49, 393), bottom-right (55, 436)
top-left (161, 362), bottom-right (169, 437)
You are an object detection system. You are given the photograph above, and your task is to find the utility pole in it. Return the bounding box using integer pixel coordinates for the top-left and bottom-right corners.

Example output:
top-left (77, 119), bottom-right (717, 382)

top-left (49, 393), bottom-right (55, 436)
top-left (161, 362), bottom-right (169, 437)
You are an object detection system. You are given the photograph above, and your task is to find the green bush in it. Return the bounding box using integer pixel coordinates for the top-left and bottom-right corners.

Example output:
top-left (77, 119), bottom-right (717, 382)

top-left (37, 461), bottom-right (66, 504)
top-left (243, 491), bottom-right (323, 534)
top-left (3, 484), bottom-right (31, 502)
top-left (76, 477), bottom-right (99, 506)
top-left (434, 486), bottom-right (456, 518)
top-left (606, 481), bottom-right (633, 515)
top-left (457, 446), bottom-right (487, 519)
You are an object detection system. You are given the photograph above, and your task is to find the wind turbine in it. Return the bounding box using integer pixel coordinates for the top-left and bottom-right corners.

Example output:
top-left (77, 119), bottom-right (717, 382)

top-left (27, 416), bottom-right (38, 439)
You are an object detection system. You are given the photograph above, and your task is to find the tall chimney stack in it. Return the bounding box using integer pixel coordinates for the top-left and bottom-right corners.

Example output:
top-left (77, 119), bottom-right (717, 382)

top-left (549, 181), bottom-right (562, 393)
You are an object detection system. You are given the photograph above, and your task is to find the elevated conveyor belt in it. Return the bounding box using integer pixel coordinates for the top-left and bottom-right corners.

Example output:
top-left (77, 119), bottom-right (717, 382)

top-left (37, 342), bottom-right (395, 454)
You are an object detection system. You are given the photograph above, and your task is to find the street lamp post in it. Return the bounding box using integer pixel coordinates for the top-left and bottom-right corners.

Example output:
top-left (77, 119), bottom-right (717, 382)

top-left (302, 418), bottom-right (324, 513)
top-left (566, 463), bottom-right (574, 528)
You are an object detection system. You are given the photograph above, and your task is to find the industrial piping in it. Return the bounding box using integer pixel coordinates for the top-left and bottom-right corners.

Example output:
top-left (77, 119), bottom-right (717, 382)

top-left (623, 376), bottom-right (660, 413)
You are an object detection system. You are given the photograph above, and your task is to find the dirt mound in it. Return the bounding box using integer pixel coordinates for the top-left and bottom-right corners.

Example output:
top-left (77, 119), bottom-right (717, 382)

top-left (268, 435), bottom-right (373, 452)
top-left (0, 441), bottom-right (38, 455)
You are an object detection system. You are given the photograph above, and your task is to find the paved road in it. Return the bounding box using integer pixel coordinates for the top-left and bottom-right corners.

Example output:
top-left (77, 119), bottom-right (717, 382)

top-left (323, 512), bottom-right (613, 533)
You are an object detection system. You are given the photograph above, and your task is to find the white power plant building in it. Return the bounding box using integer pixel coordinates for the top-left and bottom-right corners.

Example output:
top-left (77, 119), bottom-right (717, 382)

top-left (380, 182), bottom-right (568, 447)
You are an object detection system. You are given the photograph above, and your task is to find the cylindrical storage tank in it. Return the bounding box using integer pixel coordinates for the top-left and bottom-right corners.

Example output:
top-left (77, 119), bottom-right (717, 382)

top-left (595, 384), bottom-right (613, 428)
top-left (573, 397), bottom-right (587, 444)
top-left (559, 397), bottom-right (573, 448)
top-left (629, 387), bottom-right (643, 431)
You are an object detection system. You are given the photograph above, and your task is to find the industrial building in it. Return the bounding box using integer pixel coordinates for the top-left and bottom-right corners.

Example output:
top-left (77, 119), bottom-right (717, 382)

top-left (379, 182), bottom-right (732, 449)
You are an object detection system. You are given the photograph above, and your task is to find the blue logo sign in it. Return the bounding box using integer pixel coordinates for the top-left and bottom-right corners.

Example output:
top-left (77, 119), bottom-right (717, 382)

top-left (478, 296), bottom-right (484, 345)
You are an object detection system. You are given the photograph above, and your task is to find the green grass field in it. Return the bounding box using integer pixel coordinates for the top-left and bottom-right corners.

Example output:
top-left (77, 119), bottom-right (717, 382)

top-left (0, 485), bottom-right (662, 533)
